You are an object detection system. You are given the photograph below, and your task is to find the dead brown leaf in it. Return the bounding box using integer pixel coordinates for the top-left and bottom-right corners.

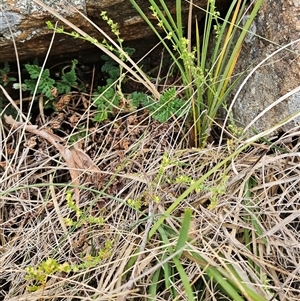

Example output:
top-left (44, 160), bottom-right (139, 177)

top-left (69, 114), bottom-right (80, 127)
top-left (53, 94), bottom-right (71, 111)
top-left (24, 136), bottom-right (37, 148)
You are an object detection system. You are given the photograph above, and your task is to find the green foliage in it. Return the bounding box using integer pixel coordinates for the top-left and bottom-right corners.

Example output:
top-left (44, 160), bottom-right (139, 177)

top-left (128, 88), bottom-right (186, 123)
top-left (100, 11), bottom-right (124, 48)
top-left (65, 191), bottom-right (104, 227)
top-left (175, 175), bottom-right (203, 193)
top-left (94, 51), bottom-right (185, 123)
top-left (25, 190), bottom-right (111, 292)
top-left (127, 198), bottom-right (142, 210)
top-left (148, 209), bottom-right (194, 300)
top-left (57, 60), bottom-right (78, 93)
top-left (92, 53), bottom-right (125, 122)
top-left (149, 87), bottom-right (186, 122)
top-left (128, 91), bottom-right (149, 108)
top-left (47, 18), bottom-right (172, 123)
top-left (95, 50), bottom-right (138, 121)
top-left (14, 60), bottom-right (78, 101)
top-left (25, 240), bottom-right (113, 292)
top-left (174, 171), bottom-right (229, 208)
top-left (25, 258), bottom-right (70, 291)
top-left (129, 0), bottom-right (264, 147)
top-left (47, 16), bottom-right (186, 124)
top-left (92, 84), bottom-right (121, 122)
top-left (68, 128), bottom-right (87, 144)
top-left (101, 53), bottom-right (122, 80)
top-left (0, 62), bottom-right (17, 87)
top-left (23, 65), bottom-right (55, 99)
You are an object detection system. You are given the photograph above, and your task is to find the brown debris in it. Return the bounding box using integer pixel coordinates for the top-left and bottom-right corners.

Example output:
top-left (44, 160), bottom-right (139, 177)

top-left (4, 114), bottom-right (100, 206)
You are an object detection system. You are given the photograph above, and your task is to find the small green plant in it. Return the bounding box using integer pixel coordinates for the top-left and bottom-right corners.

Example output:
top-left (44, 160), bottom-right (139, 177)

top-left (175, 175), bottom-right (204, 193)
top-left (129, 88), bottom-right (186, 122)
top-left (0, 62), bottom-right (17, 87)
top-left (25, 191), bottom-right (111, 292)
top-left (25, 258), bottom-right (71, 292)
top-left (92, 52), bottom-right (132, 122)
top-left (68, 127), bottom-right (87, 144)
top-left (141, 87), bottom-right (186, 123)
top-left (127, 198), bottom-right (142, 210)
top-left (65, 190), bottom-right (104, 227)
top-left (13, 60), bottom-right (78, 104)
top-left (174, 171), bottom-right (228, 209)
top-left (25, 240), bottom-right (113, 292)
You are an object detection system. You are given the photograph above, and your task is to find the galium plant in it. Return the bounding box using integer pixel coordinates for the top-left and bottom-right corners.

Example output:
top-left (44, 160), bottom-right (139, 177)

top-left (25, 240), bottom-right (113, 292)
top-left (64, 190), bottom-right (104, 227)
top-left (25, 190), bottom-right (111, 292)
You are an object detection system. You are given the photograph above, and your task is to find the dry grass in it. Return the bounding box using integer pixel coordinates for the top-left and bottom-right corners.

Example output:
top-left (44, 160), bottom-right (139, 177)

top-left (1, 1), bottom-right (300, 299)
top-left (1, 91), bottom-right (300, 300)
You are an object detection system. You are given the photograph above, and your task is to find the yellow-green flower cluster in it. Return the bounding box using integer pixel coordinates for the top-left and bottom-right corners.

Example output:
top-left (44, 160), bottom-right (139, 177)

top-left (25, 240), bottom-right (113, 291)
top-left (65, 191), bottom-right (104, 227)
top-left (127, 198), bottom-right (142, 210)
top-left (100, 11), bottom-right (123, 44)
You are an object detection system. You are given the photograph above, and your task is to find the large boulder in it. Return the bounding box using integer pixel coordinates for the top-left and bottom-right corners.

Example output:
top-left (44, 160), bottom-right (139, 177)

top-left (0, 0), bottom-right (232, 63)
top-left (231, 0), bottom-right (300, 133)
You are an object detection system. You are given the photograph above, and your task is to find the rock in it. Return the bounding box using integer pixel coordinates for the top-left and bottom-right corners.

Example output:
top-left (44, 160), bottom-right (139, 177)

top-left (0, 0), bottom-right (232, 63)
top-left (230, 0), bottom-right (300, 133)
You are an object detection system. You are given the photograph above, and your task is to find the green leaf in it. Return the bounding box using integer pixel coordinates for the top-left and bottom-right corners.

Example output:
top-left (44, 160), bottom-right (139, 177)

top-left (149, 87), bottom-right (185, 122)
top-left (148, 266), bottom-right (162, 300)
top-left (158, 227), bottom-right (194, 300)
top-left (25, 64), bottom-right (44, 79)
top-left (129, 91), bottom-right (152, 108)
top-left (101, 54), bottom-right (121, 80)
top-left (23, 64), bottom-right (55, 99)
top-left (174, 208), bottom-right (192, 258)
top-left (2, 62), bottom-right (10, 73)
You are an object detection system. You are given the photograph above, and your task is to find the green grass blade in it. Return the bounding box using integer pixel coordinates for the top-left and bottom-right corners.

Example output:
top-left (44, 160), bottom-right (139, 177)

top-left (201, 0), bottom-right (214, 70)
top-left (176, 0), bottom-right (182, 38)
top-left (209, 0), bottom-right (239, 68)
top-left (162, 253), bottom-right (175, 298)
top-left (156, 0), bottom-right (178, 36)
top-left (188, 251), bottom-right (268, 301)
top-left (148, 265), bottom-right (162, 300)
top-left (129, 0), bottom-right (187, 81)
top-left (217, 0), bottom-right (264, 99)
top-left (187, 252), bottom-right (246, 301)
top-left (158, 227), bottom-right (194, 300)
top-left (174, 208), bottom-right (192, 258)
top-left (148, 0), bottom-right (176, 40)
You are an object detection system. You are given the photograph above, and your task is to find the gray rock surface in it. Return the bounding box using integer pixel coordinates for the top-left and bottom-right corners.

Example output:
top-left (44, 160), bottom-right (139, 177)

top-left (0, 0), bottom-right (231, 62)
top-left (230, 0), bottom-right (300, 133)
